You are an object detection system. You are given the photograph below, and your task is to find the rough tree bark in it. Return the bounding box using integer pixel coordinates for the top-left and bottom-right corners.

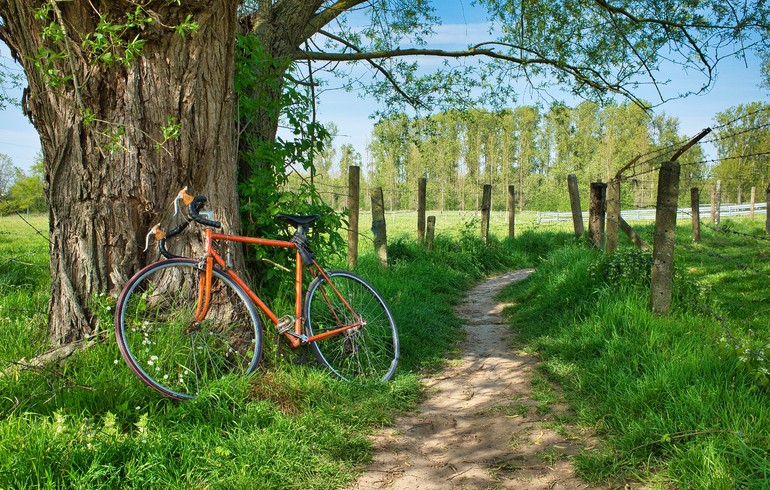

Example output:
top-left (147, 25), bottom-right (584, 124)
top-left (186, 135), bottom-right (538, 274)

top-left (0, 0), bottom-right (360, 347)
top-left (0, 1), bottom-right (240, 345)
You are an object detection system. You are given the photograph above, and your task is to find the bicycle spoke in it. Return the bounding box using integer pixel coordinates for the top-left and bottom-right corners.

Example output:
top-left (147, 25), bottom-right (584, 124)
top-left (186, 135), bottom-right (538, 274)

top-left (116, 259), bottom-right (262, 399)
top-left (305, 271), bottom-right (399, 382)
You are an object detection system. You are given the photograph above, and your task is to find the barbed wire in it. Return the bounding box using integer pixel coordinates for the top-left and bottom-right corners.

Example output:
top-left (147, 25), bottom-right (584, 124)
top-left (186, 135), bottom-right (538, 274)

top-left (704, 250), bottom-right (770, 277)
top-left (687, 212), bottom-right (770, 243)
top-left (11, 212), bottom-right (50, 244)
top-left (710, 105), bottom-right (770, 132)
top-left (0, 250), bottom-right (49, 268)
top-left (619, 150), bottom-right (770, 181)
top-left (616, 117), bottom-right (769, 180)
top-left (702, 121), bottom-right (770, 146)
top-left (312, 181), bottom-right (349, 191)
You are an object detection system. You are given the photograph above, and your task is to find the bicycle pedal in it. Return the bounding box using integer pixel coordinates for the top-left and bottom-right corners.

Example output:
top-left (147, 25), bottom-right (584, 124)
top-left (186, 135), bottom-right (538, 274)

top-left (277, 316), bottom-right (294, 334)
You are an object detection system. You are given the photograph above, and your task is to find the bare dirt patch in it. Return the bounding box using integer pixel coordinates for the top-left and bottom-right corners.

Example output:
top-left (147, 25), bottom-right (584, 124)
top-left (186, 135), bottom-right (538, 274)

top-left (350, 269), bottom-right (600, 490)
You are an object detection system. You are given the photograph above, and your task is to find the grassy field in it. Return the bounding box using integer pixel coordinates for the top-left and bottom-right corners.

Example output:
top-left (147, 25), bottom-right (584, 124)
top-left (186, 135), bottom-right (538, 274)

top-left (2, 212), bottom-right (769, 488)
top-left (357, 208), bottom-right (572, 239)
top-left (0, 213), bottom-right (557, 489)
top-left (499, 217), bottom-right (770, 488)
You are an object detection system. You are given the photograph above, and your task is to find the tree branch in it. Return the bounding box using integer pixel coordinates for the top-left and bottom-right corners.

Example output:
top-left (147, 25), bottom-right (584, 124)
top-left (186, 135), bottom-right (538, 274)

top-left (318, 29), bottom-right (425, 109)
top-left (303, 0), bottom-right (370, 41)
top-left (294, 45), bottom-right (648, 108)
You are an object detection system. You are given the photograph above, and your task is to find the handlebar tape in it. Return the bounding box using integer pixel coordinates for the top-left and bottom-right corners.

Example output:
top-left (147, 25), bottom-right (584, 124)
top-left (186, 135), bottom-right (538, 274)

top-left (189, 195), bottom-right (222, 229)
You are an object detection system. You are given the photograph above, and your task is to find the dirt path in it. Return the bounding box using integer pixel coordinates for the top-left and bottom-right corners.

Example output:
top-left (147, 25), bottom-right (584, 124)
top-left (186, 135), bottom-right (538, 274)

top-left (351, 269), bottom-right (598, 490)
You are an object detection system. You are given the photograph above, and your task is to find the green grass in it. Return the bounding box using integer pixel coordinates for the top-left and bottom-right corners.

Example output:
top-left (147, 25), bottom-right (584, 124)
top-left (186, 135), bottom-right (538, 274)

top-left (13, 209), bottom-right (769, 488)
top-left (0, 213), bottom-right (564, 489)
top-left (498, 217), bottom-right (770, 488)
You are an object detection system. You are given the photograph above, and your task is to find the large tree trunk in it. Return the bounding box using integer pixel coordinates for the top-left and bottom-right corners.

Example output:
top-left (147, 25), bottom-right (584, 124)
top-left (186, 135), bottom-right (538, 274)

top-left (0, 1), bottom-right (240, 345)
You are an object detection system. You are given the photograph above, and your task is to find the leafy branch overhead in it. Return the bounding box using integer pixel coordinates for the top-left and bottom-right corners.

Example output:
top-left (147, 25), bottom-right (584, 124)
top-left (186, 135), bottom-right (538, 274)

top-left (282, 0), bottom-right (770, 111)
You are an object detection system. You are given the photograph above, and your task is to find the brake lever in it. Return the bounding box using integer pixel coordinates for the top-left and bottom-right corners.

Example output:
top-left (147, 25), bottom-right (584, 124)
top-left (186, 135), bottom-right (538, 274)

top-left (144, 224), bottom-right (166, 252)
top-left (174, 186), bottom-right (194, 216)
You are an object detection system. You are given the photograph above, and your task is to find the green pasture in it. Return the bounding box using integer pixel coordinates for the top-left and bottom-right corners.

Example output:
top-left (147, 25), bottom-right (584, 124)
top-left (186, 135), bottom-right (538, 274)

top-left (1, 212), bottom-right (769, 488)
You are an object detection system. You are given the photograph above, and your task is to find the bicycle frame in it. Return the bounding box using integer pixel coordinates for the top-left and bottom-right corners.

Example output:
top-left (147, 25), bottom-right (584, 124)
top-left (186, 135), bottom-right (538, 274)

top-left (195, 228), bottom-right (362, 349)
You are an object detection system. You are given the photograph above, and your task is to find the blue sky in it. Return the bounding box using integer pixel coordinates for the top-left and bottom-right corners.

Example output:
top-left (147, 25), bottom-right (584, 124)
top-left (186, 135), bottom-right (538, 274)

top-left (0, 1), bottom-right (767, 172)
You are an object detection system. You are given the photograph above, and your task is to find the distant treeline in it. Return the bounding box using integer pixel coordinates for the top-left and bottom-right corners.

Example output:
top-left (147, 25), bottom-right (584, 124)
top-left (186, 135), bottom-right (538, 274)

top-left (311, 101), bottom-right (770, 212)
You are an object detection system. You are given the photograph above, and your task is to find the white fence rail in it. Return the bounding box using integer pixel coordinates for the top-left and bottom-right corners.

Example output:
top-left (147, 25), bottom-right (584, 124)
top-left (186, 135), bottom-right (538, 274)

top-left (536, 202), bottom-right (769, 223)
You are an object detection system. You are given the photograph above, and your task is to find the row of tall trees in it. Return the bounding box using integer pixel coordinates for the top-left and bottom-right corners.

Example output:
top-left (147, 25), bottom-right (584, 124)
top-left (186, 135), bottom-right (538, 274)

top-left (712, 103), bottom-right (770, 203)
top-left (314, 101), bottom-right (707, 212)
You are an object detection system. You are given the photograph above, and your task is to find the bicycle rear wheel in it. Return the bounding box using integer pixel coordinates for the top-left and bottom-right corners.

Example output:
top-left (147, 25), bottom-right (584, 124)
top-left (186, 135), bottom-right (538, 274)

top-left (304, 270), bottom-right (399, 382)
top-left (115, 259), bottom-right (262, 400)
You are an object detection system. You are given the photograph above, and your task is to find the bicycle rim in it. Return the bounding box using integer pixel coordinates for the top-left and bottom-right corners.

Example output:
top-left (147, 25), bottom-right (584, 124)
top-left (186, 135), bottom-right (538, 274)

top-left (116, 259), bottom-right (262, 399)
top-left (305, 271), bottom-right (399, 382)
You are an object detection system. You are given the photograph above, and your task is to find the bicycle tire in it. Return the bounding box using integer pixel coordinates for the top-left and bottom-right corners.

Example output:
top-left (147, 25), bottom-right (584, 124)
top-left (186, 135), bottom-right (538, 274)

top-left (304, 270), bottom-right (399, 382)
top-left (115, 258), bottom-right (262, 400)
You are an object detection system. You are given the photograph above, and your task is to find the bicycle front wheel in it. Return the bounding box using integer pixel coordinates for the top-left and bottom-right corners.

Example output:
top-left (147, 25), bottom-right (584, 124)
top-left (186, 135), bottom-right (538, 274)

top-left (304, 270), bottom-right (399, 382)
top-left (115, 259), bottom-right (262, 400)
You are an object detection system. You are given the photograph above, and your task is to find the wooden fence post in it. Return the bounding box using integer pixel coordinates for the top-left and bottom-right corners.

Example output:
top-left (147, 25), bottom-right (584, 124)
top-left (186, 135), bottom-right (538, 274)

top-left (567, 174), bottom-right (584, 238)
top-left (650, 162), bottom-right (681, 315)
top-left (370, 187), bottom-right (388, 267)
top-left (417, 177), bottom-right (427, 243)
top-left (710, 186), bottom-right (716, 223)
top-left (619, 218), bottom-right (650, 252)
top-left (714, 179), bottom-right (722, 226)
top-left (588, 181), bottom-right (607, 248)
top-left (750, 186), bottom-right (756, 220)
top-left (765, 185), bottom-right (770, 234)
top-left (426, 216), bottom-right (436, 250)
top-left (347, 165), bottom-right (360, 269)
top-left (481, 184), bottom-right (492, 243)
top-left (612, 155), bottom-right (649, 252)
top-left (605, 179), bottom-right (620, 254)
top-left (507, 185), bottom-right (515, 238)
top-left (691, 187), bottom-right (700, 242)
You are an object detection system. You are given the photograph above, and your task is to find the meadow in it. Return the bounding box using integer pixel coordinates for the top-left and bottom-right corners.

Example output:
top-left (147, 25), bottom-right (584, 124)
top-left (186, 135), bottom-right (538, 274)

top-left (1, 211), bottom-right (768, 488)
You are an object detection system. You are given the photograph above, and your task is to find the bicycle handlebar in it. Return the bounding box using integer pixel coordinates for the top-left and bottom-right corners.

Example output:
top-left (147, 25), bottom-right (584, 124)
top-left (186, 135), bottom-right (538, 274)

top-left (176, 187), bottom-right (222, 229)
top-left (188, 195), bottom-right (222, 229)
top-left (143, 187), bottom-right (221, 257)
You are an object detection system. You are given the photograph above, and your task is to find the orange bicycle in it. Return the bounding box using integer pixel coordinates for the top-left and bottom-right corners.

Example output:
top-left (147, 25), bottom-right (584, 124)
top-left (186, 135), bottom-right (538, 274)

top-left (115, 188), bottom-right (399, 400)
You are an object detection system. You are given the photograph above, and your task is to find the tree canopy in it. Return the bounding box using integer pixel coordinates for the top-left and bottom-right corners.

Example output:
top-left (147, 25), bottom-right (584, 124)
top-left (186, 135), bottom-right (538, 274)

top-left (291, 0), bottom-right (770, 113)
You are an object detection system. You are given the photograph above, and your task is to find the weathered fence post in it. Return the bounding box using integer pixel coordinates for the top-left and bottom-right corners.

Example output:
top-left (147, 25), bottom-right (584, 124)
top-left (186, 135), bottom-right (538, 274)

top-left (714, 179), bottom-right (722, 226)
top-left (765, 185), bottom-right (770, 234)
top-left (417, 177), bottom-right (427, 243)
top-left (588, 180), bottom-right (607, 248)
top-left (649, 128), bottom-right (710, 315)
top-left (612, 155), bottom-right (649, 252)
top-left (691, 187), bottom-right (700, 242)
top-left (605, 179), bottom-right (620, 254)
top-left (347, 165), bottom-right (360, 269)
top-left (619, 218), bottom-right (650, 252)
top-left (507, 185), bottom-right (516, 238)
top-left (426, 216), bottom-right (436, 250)
top-left (481, 184), bottom-right (492, 243)
top-left (370, 187), bottom-right (388, 267)
top-left (650, 162), bottom-right (681, 315)
top-left (710, 186), bottom-right (716, 223)
top-left (567, 174), bottom-right (584, 237)
top-left (750, 186), bottom-right (756, 220)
